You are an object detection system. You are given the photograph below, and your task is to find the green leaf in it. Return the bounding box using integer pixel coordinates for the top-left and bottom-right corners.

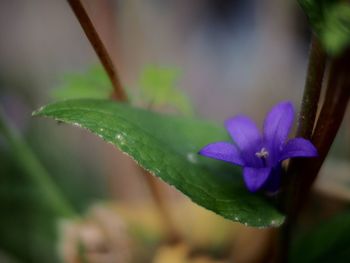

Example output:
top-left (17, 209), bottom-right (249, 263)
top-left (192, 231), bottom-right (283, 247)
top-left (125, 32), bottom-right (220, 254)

top-left (299, 0), bottom-right (350, 56)
top-left (320, 4), bottom-right (350, 56)
top-left (298, 0), bottom-right (334, 29)
top-left (0, 150), bottom-right (58, 262)
top-left (0, 121), bottom-right (62, 262)
top-left (33, 99), bottom-right (284, 227)
top-left (291, 211), bottom-right (350, 263)
top-left (137, 66), bottom-right (194, 116)
top-left (53, 65), bottom-right (112, 100)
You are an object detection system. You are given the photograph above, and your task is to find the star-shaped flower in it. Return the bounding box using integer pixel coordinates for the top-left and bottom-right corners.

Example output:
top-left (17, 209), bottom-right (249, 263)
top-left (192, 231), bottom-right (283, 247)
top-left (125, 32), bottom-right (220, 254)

top-left (198, 101), bottom-right (318, 192)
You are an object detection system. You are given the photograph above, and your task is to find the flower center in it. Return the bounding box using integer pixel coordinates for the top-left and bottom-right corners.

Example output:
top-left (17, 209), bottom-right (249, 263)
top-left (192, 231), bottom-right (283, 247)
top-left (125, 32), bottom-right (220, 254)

top-left (255, 147), bottom-right (269, 159)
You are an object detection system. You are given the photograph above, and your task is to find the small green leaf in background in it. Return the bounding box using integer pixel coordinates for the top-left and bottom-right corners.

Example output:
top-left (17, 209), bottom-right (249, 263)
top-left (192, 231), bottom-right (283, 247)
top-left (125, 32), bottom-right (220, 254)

top-left (33, 99), bottom-right (284, 227)
top-left (299, 0), bottom-right (350, 56)
top-left (320, 4), bottom-right (350, 56)
top-left (291, 212), bottom-right (350, 263)
top-left (53, 65), bottom-right (194, 116)
top-left (137, 66), bottom-right (194, 116)
top-left (53, 65), bottom-right (112, 100)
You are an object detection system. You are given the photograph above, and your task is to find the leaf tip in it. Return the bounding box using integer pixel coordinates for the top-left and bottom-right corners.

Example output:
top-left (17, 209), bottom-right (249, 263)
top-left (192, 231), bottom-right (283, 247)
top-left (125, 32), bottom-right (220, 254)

top-left (32, 105), bottom-right (47, 117)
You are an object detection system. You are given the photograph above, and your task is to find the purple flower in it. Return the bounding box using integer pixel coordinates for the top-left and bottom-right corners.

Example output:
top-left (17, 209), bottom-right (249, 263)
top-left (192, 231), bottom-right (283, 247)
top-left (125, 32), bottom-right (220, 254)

top-left (198, 101), bottom-right (318, 193)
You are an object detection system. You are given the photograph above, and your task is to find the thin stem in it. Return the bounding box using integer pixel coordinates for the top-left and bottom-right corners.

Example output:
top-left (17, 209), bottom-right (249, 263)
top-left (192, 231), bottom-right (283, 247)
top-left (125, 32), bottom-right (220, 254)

top-left (276, 35), bottom-right (327, 263)
top-left (66, 0), bottom-right (127, 101)
top-left (67, 0), bottom-right (180, 240)
top-left (297, 36), bottom-right (327, 139)
top-left (296, 50), bottom-right (350, 207)
top-left (142, 170), bottom-right (181, 243)
top-left (283, 35), bottom-right (326, 214)
top-left (0, 111), bottom-right (76, 218)
top-left (278, 58), bottom-right (350, 263)
top-left (278, 48), bottom-right (350, 263)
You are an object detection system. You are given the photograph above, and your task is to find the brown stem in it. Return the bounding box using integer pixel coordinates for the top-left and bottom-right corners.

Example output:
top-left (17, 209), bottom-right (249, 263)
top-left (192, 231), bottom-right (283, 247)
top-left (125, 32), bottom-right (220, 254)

top-left (297, 36), bottom-right (327, 139)
top-left (282, 36), bottom-right (326, 215)
top-left (142, 170), bottom-right (181, 243)
top-left (67, 0), bottom-right (179, 241)
top-left (287, 36), bottom-right (326, 213)
top-left (297, 51), bottom-right (350, 206)
top-left (277, 49), bottom-right (350, 263)
top-left (66, 0), bottom-right (127, 101)
top-left (274, 36), bottom-right (327, 263)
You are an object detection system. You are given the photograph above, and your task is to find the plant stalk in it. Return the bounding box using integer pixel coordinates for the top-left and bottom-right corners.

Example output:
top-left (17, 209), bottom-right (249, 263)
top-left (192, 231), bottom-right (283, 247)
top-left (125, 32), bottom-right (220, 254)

top-left (66, 0), bottom-right (127, 101)
top-left (276, 35), bottom-right (327, 263)
top-left (66, 0), bottom-right (180, 241)
top-left (295, 49), bottom-right (350, 211)
top-left (296, 36), bottom-right (327, 139)
top-left (278, 44), bottom-right (350, 263)
top-left (142, 170), bottom-right (181, 243)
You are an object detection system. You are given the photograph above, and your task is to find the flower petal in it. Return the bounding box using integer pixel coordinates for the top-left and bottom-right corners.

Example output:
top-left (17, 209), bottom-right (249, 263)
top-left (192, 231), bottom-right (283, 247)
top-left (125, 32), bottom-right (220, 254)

top-left (264, 101), bottom-right (295, 149)
top-left (279, 138), bottom-right (318, 161)
top-left (224, 115), bottom-right (261, 151)
top-left (198, 142), bottom-right (245, 166)
top-left (243, 167), bottom-right (271, 192)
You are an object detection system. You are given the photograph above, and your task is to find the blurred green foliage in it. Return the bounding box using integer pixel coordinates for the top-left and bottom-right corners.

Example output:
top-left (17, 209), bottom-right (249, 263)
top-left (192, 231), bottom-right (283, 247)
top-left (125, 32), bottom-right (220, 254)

top-left (136, 66), bottom-right (194, 116)
top-left (0, 124), bottom-right (60, 262)
top-left (53, 65), bottom-right (194, 116)
top-left (0, 112), bottom-right (106, 262)
top-left (291, 211), bottom-right (350, 263)
top-left (299, 0), bottom-right (350, 56)
top-left (53, 66), bottom-right (112, 100)
top-left (321, 4), bottom-right (350, 56)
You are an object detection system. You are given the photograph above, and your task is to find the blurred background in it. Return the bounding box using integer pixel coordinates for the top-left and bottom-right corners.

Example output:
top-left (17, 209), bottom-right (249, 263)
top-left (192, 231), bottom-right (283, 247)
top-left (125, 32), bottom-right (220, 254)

top-left (0, 0), bottom-right (349, 262)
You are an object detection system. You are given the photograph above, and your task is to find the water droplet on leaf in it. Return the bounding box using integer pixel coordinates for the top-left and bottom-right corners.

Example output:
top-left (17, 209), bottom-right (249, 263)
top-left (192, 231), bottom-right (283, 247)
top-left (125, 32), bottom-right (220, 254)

top-left (186, 153), bottom-right (198, 163)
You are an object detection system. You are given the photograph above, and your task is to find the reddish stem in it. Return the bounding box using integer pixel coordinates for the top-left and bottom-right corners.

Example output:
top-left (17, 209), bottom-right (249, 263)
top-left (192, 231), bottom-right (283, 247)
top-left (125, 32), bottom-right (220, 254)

top-left (278, 48), bottom-right (350, 263)
top-left (66, 0), bottom-right (179, 241)
top-left (67, 0), bottom-right (127, 101)
top-left (297, 36), bottom-right (327, 139)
